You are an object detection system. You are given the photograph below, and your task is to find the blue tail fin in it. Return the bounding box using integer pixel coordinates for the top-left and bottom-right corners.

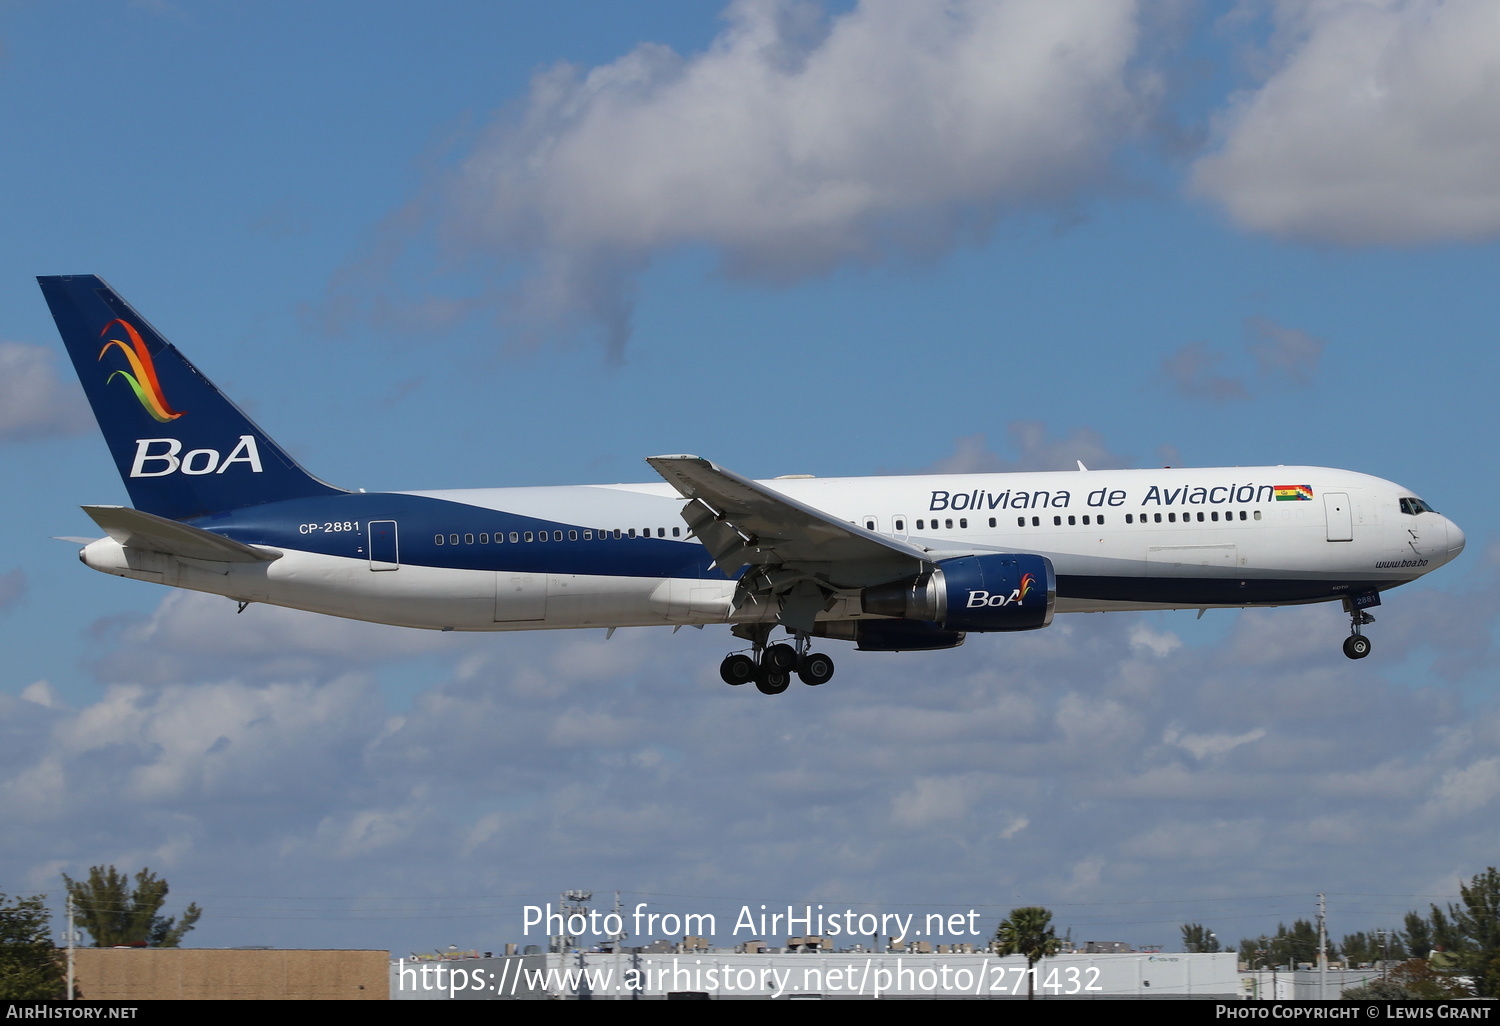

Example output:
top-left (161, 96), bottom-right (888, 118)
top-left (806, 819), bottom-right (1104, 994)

top-left (39, 275), bottom-right (344, 520)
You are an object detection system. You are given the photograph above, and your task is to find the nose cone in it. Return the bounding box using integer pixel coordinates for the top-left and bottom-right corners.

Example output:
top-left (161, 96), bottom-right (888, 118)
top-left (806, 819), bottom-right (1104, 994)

top-left (1447, 518), bottom-right (1466, 560)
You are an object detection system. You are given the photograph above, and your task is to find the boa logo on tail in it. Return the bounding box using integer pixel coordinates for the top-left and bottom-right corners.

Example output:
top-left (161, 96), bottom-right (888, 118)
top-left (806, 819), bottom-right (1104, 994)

top-left (98, 319), bottom-right (184, 423)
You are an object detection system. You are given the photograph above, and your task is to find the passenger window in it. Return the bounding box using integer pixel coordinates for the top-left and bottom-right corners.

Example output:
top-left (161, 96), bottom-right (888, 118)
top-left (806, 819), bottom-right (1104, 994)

top-left (509, 532), bottom-right (519, 543)
top-left (1126, 514), bottom-right (1133, 524)
top-left (628, 529), bottom-right (636, 539)
top-left (1082, 515), bottom-right (1090, 526)
top-left (449, 534), bottom-right (459, 545)
top-left (1154, 513), bottom-right (1162, 524)
top-left (1068, 516), bottom-right (1076, 526)
top-left (538, 532), bottom-right (547, 543)
top-left (1253, 511), bottom-right (1262, 520)
top-left (959, 518), bottom-right (967, 529)
top-left (1053, 516), bottom-right (1062, 526)
top-left (524, 532), bottom-right (534, 542)
top-left (1032, 517), bottom-right (1039, 527)
top-left (434, 535), bottom-right (444, 545)
top-left (479, 533), bottom-right (489, 544)
top-left (583, 530), bottom-right (592, 540)
top-left (673, 527), bottom-right (681, 537)
top-left (1196, 512), bottom-right (1204, 523)
top-left (1098, 515), bottom-right (1105, 525)
top-left (554, 531), bottom-right (563, 541)
top-left (894, 519), bottom-right (904, 532)
top-left (465, 533), bottom-right (474, 544)
top-left (1168, 514), bottom-right (1176, 523)
top-left (944, 519), bottom-right (953, 529)
top-left (1017, 517), bottom-right (1026, 527)
top-left (569, 530), bottom-right (578, 541)
top-left (989, 518), bottom-right (997, 528)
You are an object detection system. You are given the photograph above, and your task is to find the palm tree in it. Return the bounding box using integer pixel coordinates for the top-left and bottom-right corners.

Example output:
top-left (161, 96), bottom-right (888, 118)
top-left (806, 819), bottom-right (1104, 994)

top-left (995, 906), bottom-right (1062, 999)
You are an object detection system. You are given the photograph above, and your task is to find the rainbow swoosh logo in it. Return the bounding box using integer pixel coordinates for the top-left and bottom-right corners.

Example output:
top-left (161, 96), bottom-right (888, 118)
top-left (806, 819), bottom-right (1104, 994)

top-left (98, 319), bottom-right (184, 423)
top-left (1017, 572), bottom-right (1036, 601)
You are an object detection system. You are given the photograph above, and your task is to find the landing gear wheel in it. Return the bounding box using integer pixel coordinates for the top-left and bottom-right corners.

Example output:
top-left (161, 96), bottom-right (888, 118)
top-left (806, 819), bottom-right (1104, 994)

top-left (720, 654), bottom-right (756, 685)
top-left (765, 643), bottom-right (798, 671)
top-left (1343, 635), bottom-right (1372, 660)
top-left (755, 666), bottom-right (791, 695)
top-left (798, 652), bottom-right (835, 686)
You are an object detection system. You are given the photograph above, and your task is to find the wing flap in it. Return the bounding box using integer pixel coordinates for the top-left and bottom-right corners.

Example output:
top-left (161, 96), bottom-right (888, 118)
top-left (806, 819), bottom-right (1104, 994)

top-left (82, 505), bottom-right (281, 564)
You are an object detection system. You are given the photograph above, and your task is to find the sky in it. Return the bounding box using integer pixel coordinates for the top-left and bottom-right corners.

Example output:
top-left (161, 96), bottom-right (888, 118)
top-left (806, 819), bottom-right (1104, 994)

top-left (1, 0), bottom-right (1498, 957)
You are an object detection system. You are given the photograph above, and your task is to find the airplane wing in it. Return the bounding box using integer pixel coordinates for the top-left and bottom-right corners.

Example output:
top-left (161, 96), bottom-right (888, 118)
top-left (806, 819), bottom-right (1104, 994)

top-left (82, 505), bottom-right (282, 563)
top-left (647, 454), bottom-right (932, 630)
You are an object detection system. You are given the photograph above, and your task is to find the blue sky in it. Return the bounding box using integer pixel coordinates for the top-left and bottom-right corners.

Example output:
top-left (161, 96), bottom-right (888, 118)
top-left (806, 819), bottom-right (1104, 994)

top-left (2, 0), bottom-right (1498, 956)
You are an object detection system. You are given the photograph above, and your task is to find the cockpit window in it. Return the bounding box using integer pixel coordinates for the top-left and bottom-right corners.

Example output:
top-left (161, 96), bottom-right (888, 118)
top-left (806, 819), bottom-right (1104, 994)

top-left (1399, 497), bottom-right (1438, 515)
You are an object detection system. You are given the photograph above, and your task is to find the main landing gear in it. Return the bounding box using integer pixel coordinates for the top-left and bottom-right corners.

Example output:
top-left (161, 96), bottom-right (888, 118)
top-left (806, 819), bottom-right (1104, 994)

top-left (719, 629), bottom-right (835, 694)
top-left (1343, 600), bottom-right (1375, 660)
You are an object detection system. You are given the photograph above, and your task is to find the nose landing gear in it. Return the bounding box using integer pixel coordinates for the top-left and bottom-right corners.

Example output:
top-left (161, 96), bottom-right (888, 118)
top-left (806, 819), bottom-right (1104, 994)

top-left (717, 629), bottom-right (836, 693)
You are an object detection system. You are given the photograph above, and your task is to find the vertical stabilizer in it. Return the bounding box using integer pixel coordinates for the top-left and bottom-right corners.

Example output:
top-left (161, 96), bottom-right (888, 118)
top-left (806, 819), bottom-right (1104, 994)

top-left (38, 275), bottom-right (344, 520)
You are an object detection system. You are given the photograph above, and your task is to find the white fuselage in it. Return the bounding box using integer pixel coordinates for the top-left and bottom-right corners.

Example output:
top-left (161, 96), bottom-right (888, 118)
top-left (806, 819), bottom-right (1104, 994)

top-left (79, 465), bottom-right (1465, 634)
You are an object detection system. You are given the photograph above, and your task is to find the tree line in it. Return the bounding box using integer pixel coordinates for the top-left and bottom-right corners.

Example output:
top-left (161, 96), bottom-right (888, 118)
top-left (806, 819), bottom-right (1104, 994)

top-left (0, 866), bottom-right (201, 999)
top-left (1185, 866), bottom-right (1500, 998)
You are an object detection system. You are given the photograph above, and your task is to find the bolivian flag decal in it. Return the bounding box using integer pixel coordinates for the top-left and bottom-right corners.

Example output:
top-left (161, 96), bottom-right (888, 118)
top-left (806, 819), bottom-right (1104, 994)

top-left (1274, 485), bottom-right (1314, 501)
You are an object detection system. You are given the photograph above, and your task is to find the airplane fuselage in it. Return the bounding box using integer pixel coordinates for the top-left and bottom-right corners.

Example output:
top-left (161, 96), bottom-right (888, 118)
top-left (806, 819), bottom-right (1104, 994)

top-left (80, 465), bottom-right (1464, 632)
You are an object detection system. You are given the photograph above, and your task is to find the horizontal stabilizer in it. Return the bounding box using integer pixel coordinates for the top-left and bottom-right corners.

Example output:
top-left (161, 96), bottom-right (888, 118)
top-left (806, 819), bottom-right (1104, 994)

top-left (81, 505), bottom-right (281, 563)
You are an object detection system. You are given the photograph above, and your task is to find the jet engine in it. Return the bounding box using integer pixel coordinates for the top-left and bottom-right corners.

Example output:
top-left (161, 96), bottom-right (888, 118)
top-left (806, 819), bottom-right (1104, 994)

top-left (861, 554), bottom-right (1055, 632)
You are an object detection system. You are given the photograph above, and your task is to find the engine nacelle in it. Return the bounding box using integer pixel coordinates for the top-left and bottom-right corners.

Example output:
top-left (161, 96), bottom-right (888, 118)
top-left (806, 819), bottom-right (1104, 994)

top-left (861, 553), bottom-right (1055, 633)
top-left (854, 620), bottom-right (965, 652)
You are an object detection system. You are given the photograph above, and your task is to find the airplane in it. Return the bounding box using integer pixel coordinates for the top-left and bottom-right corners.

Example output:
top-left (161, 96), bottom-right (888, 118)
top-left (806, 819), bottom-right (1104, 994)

top-left (39, 275), bottom-right (1466, 695)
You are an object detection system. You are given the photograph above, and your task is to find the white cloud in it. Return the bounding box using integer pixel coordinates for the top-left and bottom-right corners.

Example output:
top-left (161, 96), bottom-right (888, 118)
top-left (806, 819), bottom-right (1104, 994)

top-left (1159, 318), bottom-right (1326, 405)
top-left (1425, 755), bottom-right (1500, 819)
top-left (1192, 0), bottom-right (1500, 245)
top-left (19, 681), bottom-right (63, 709)
top-left (100, 591), bottom-right (463, 684)
top-left (340, 0), bottom-right (1154, 355)
top-left (889, 774), bottom-right (993, 829)
top-left (3, 561), bottom-right (1497, 951)
top-left (52, 676), bottom-right (382, 804)
top-left (1162, 341), bottom-right (1248, 403)
top-left (0, 343), bottom-right (91, 443)
top-left (1246, 316), bottom-right (1325, 386)
top-left (925, 423), bottom-right (1133, 474)
top-left (1128, 623), bottom-right (1183, 657)
top-left (0, 569), bottom-right (25, 612)
top-left (1163, 725), bottom-right (1267, 760)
